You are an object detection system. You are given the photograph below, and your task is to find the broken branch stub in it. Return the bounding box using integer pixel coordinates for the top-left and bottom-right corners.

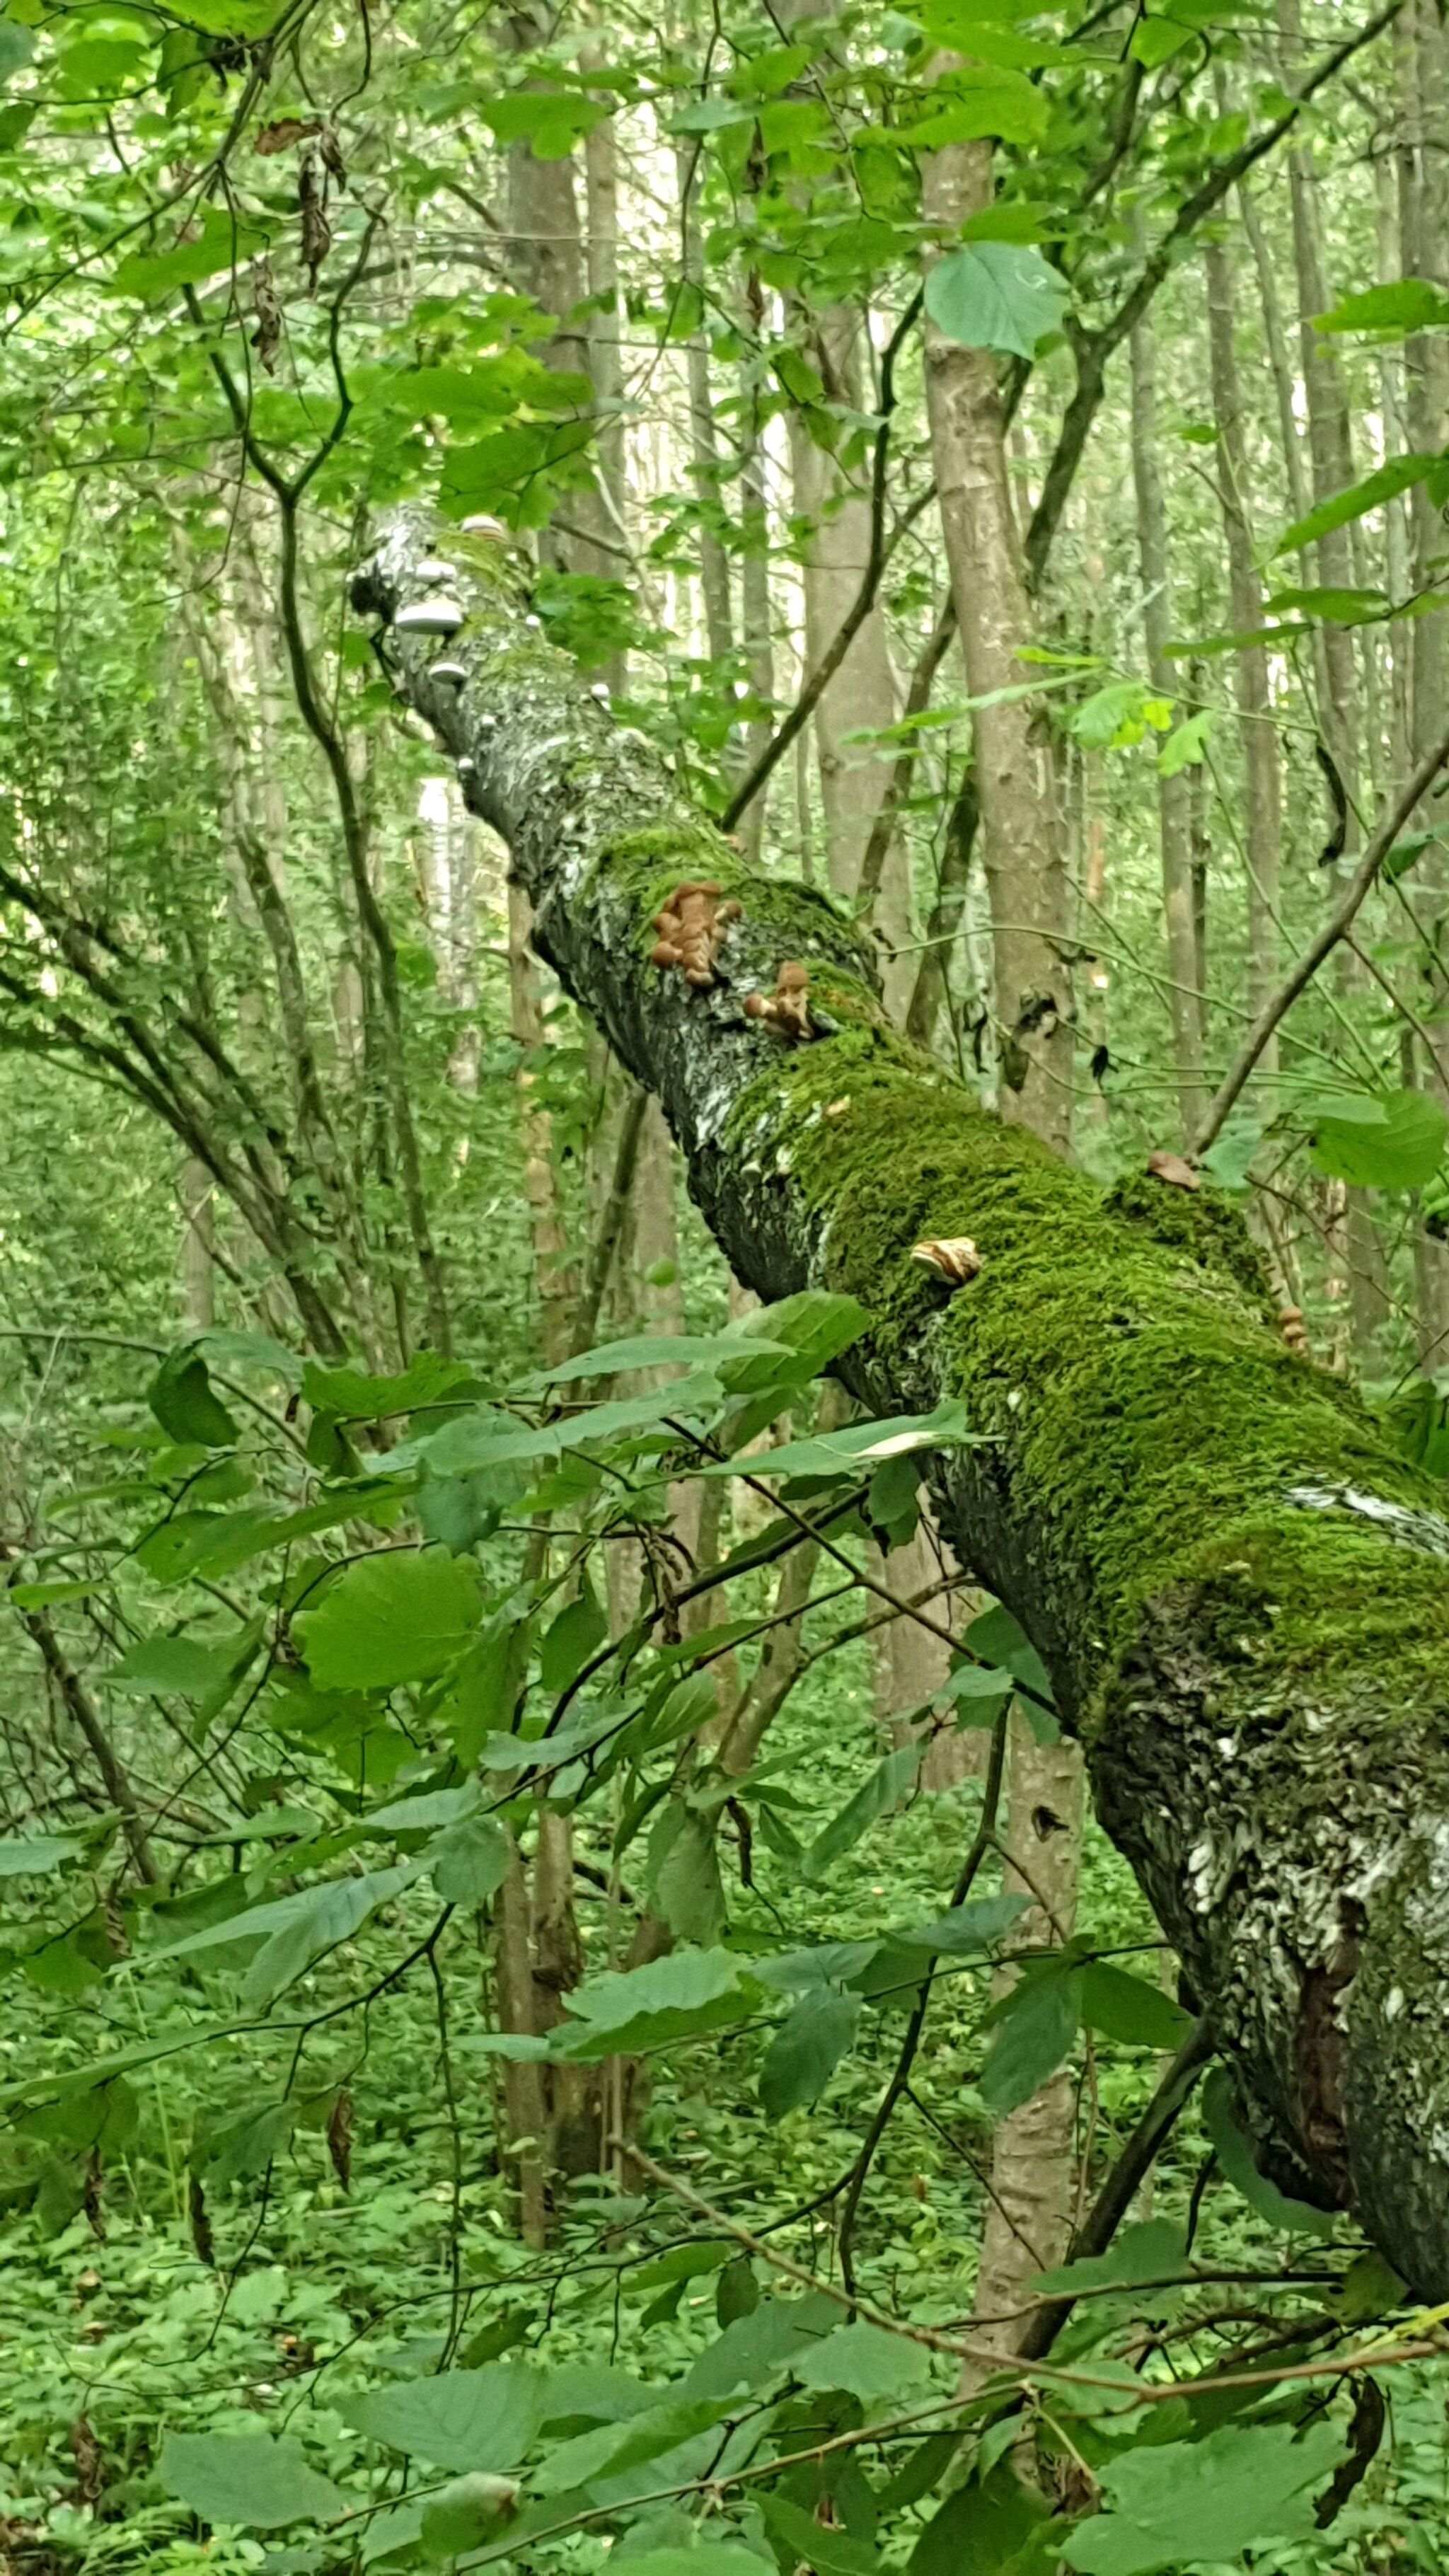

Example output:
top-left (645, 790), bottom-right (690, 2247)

top-left (354, 510), bottom-right (1449, 2300)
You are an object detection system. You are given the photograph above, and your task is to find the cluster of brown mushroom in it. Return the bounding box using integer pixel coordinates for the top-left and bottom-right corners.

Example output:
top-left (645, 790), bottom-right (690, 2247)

top-left (650, 882), bottom-right (741, 987)
top-left (744, 960), bottom-right (814, 1040)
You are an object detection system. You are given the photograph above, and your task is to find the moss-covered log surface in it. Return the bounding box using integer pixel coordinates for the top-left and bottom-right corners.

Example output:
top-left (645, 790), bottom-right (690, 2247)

top-left (357, 513), bottom-right (1449, 2301)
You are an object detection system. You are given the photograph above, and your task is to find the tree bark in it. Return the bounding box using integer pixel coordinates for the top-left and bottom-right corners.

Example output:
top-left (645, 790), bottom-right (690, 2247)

top-left (357, 513), bottom-right (1449, 2300)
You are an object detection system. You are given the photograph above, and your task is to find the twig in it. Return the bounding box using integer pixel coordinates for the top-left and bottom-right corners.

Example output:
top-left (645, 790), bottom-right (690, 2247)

top-left (721, 292), bottom-right (925, 832)
top-left (857, 596), bottom-right (959, 905)
top-left (837, 1702), bottom-right (1011, 2295)
top-left (1195, 717), bottom-right (1449, 1154)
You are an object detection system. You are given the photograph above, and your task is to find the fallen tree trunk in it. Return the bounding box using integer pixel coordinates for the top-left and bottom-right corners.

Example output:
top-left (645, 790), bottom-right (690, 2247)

top-left (356, 513), bottom-right (1449, 2299)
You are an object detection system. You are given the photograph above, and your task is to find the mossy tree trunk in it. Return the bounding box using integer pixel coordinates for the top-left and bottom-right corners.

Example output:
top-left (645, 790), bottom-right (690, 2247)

top-left (358, 512), bottom-right (1449, 2301)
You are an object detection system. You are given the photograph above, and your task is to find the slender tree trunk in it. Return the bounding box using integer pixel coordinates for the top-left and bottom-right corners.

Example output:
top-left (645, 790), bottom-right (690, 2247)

top-left (920, 127), bottom-right (1085, 2367)
top-left (922, 138), bottom-right (1073, 1153)
top-left (1128, 299), bottom-right (1204, 1143)
top-left (788, 306), bottom-right (915, 1015)
top-left (1203, 240), bottom-right (1283, 1064)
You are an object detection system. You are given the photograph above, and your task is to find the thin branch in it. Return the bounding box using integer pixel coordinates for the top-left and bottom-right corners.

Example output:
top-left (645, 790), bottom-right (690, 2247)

top-left (1024, 0), bottom-right (1406, 584)
top-left (721, 291), bottom-right (926, 833)
top-left (837, 1700), bottom-right (1011, 2294)
top-left (1195, 717), bottom-right (1449, 1154)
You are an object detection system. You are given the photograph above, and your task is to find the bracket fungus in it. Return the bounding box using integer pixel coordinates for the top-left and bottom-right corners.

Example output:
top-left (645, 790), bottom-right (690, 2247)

top-left (911, 1237), bottom-right (983, 1284)
top-left (396, 595), bottom-right (466, 637)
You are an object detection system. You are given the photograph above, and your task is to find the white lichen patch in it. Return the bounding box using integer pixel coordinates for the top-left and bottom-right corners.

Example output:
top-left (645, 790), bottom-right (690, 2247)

top-left (1286, 1482), bottom-right (1449, 1556)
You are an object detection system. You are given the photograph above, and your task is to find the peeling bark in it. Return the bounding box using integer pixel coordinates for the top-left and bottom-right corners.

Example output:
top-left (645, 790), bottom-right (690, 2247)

top-left (357, 512), bottom-right (1449, 2299)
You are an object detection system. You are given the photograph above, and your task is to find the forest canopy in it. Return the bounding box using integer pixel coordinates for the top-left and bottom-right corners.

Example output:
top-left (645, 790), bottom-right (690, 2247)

top-left (4, 0), bottom-right (1449, 2573)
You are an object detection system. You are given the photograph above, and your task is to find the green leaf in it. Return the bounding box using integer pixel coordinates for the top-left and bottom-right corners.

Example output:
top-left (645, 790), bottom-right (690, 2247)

top-left (718, 1290), bottom-right (870, 1390)
top-left (980, 1961), bottom-right (1082, 2115)
top-left (163, 1865), bottom-right (415, 2008)
top-left (0, 1830), bottom-right (84, 1878)
top-left (344, 2362), bottom-right (544, 2471)
top-left (896, 1894), bottom-right (1030, 1953)
top-left (534, 2396), bottom-right (737, 2496)
top-left (804, 1742), bottom-right (923, 1880)
top-left (1262, 584), bottom-right (1391, 623)
top-left (909, 2461), bottom-right (1056, 2575)
top-left (295, 1548), bottom-right (483, 1690)
top-left (559, 1948), bottom-right (763, 2058)
top-left (1156, 709), bottom-right (1214, 776)
top-left (683, 2290), bottom-right (838, 2396)
top-left (650, 1805), bottom-right (728, 1947)
top-left (1315, 277), bottom-right (1449, 337)
top-left (482, 89), bottom-right (611, 158)
top-left (158, 2432), bottom-right (347, 2531)
top-left (111, 207), bottom-right (269, 302)
top-left (1201, 2067), bottom-right (1336, 2236)
top-left (1304, 1087), bottom-right (1447, 1190)
top-left (301, 1352), bottom-right (476, 1420)
top-left (1080, 1961), bottom-right (1194, 2050)
top-left (963, 1602), bottom-right (1056, 1732)
top-left (1031, 2217), bottom-right (1188, 2297)
top-left (1274, 452), bottom-right (1441, 556)
top-left (759, 1985), bottom-right (860, 2116)
top-left (794, 2320), bottom-right (932, 2403)
top-left (1060, 2418), bottom-right (1343, 2575)
top-left (925, 243), bottom-right (1069, 360)
top-left (148, 1346), bottom-right (238, 1447)
top-left (540, 1586), bottom-right (608, 1692)
top-left (758, 2493), bottom-right (880, 2574)
top-left (426, 1813), bottom-right (510, 1905)
top-left (707, 1399), bottom-right (979, 1482)
top-left (620, 2554), bottom-right (775, 2576)
top-left (0, 19), bottom-right (34, 79)
top-left (105, 1629), bottom-right (257, 1702)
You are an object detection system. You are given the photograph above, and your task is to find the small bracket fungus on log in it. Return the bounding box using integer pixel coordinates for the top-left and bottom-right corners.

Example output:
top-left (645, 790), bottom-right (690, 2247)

top-left (1280, 1305), bottom-right (1309, 1355)
top-left (744, 960), bottom-right (816, 1041)
top-left (395, 595), bottom-right (465, 637)
top-left (650, 882), bottom-right (742, 988)
top-left (1145, 1149), bottom-right (1201, 1192)
top-left (911, 1237), bottom-right (983, 1284)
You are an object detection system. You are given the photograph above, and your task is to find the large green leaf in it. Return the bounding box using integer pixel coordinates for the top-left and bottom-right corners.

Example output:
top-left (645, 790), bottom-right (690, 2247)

top-left (793, 2320), bottom-right (933, 2402)
top-left (1304, 1087), bottom-right (1447, 1190)
top-left (295, 1549), bottom-right (482, 1690)
top-left (909, 2461), bottom-right (1058, 2575)
top-left (302, 1352), bottom-right (476, 1420)
top-left (158, 2432), bottom-right (346, 2530)
top-left (425, 1813), bottom-right (511, 1905)
top-left (704, 1400), bottom-right (978, 1482)
top-left (758, 2493), bottom-right (880, 2574)
top-left (163, 1865), bottom-right (415, 2008)
top-left (1080, 1961), bottom-right (1194, 2051)
top-left (533, 2396), bottom-right (736, 2496)
top-left (683, 2290), bottom-right (838, 2396)
top-left (105, 1629), bottom-right (257, 1702)
top-left (558, 1948), bottom-right (763, 2059)
top-left (979, 1960), bottom-right (1082, 2114)
top-left (147, 1345), bottom-right (238, 1446)
top-left (758, 1985), bottom-right (860, 2117)
top-left (1201, 2068), bottom-right (1336, 2236)
top-left (344, 2361), bottom-right (544, 2471)
top-left (1032, 2217), bottom-right (1188, 2297)
top-left (1274, 452), bottom-right (1443, 556)
top-left (1315, 277), bottom-right (1449, 337)
top-left (112, 208), bottom-right (269, 302)
top-left (925, 243), bottom-right (1069, 359)
top-left (804, 1742), bottom-right (923, 1881)
top-left (0, 1832), bottom-right (82, 1877)
top-left (1060, 2418), bottom-right (1343, 2575)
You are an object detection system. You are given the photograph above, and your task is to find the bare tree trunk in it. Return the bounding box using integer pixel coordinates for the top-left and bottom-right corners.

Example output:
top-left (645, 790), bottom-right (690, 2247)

top-left (788, 306), bottom-right (915, 1016)
top-left (920, 127), bottom-right (1085, 2376)
top-left (922, 138), bottom-right (1073, 1153)
top-left (1128, 299), bottom-right (1205, 1142)
top-left (1204, 239), bottom-right (1283, 1061)
top-left (1397, 0), bottom-right (1449, 1363)
top-left (676, 145), bottom-right (736, 674)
